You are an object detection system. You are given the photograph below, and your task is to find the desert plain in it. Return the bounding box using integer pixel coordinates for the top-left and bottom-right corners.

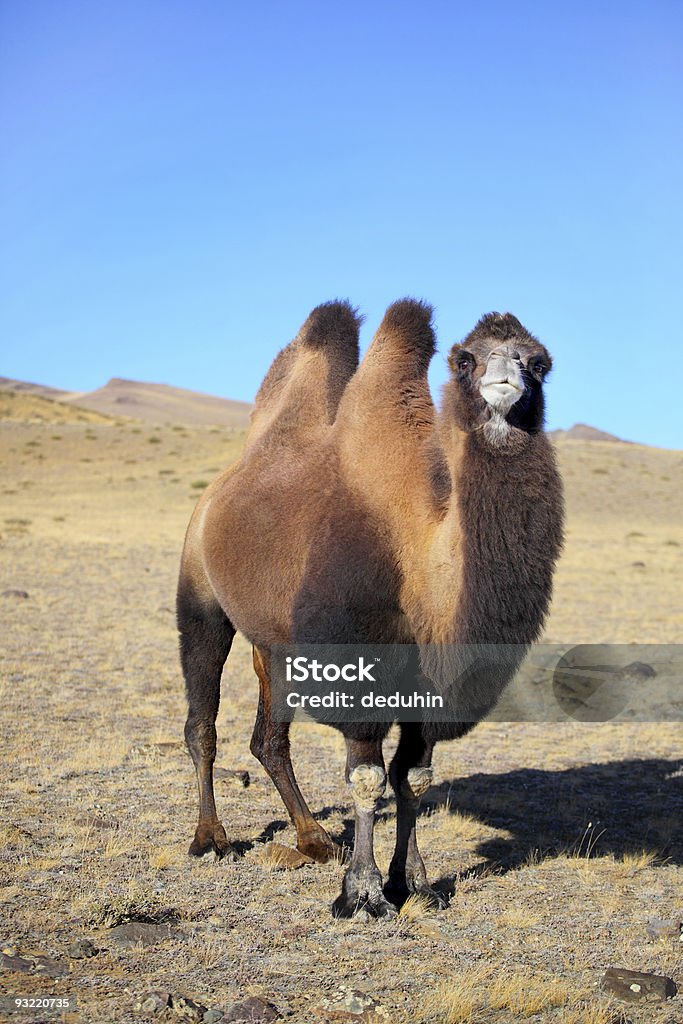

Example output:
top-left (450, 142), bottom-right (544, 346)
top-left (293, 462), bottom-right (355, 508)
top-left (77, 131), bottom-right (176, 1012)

top-left (0, 383), bottom-right (682, 1023)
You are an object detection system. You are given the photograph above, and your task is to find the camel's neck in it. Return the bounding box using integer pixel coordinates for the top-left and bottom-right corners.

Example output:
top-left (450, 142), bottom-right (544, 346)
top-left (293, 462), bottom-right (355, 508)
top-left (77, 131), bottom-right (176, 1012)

top-left (446, 427), bottom-right (564, 645)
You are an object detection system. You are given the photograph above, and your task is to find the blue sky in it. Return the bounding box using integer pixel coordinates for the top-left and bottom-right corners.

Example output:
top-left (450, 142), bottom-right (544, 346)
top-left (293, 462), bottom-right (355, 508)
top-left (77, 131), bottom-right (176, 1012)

top-left (1, 1), bottom-right (681, 447)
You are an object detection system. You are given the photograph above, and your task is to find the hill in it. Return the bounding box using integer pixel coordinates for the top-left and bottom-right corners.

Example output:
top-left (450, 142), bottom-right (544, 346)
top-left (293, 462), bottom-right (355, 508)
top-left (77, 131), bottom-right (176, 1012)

top-left (549, 423), bottom-right (628, 443)
top-left (0, 389), bottom-right (115, 424)
top-left (0, 375), bottom-right (252, 427)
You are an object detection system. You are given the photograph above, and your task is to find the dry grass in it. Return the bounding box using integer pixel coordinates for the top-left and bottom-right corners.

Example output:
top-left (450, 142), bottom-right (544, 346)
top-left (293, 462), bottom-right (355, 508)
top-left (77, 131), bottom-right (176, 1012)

top-left (0, 421), bottom-right (681, 1022)
top-left (417, 969), bottom-right (574, 1023)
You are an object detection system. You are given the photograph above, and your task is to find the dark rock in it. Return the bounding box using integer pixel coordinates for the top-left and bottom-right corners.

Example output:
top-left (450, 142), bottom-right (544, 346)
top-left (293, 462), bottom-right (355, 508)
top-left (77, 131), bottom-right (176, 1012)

top-left (1, 589), bottom-right (29, 599)
top-left (600, 967), bottom-right (677, 1003)
top-left (67, 937), bottom-right (99, 959)
top-left (108, 921), bottom-right (179, 947)
top-left (214, 768), bottom-right (250, 788)
top-left (0, 951), bottom-right (33, 972)
top-left (223, 995), bottom-right (279, 1022)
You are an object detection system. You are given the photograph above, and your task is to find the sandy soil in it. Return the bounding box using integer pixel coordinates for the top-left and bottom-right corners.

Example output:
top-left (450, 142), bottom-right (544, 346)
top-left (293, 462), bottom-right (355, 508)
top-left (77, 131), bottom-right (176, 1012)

top-left (0, 417), bottom-right (681, 1023)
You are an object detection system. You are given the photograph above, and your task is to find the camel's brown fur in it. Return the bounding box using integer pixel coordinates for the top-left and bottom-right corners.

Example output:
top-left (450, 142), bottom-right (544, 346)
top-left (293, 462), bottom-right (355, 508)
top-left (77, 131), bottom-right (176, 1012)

top-left (178, 298), bottom-right (564, 915)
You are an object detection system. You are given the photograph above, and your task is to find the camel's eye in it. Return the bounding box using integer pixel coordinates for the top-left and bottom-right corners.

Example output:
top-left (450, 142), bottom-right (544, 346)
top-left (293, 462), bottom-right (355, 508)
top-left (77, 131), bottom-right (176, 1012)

top-left (458, 359), bottom-right (471, 372)
top-left (528, 358), bottom-right (547, 379)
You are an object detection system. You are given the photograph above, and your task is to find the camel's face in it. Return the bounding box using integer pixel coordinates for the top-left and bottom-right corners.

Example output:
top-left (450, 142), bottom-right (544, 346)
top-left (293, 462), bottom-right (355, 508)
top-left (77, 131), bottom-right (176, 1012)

top-left (448, 312), bottom-right (552, 438)
top-left (478, 344), bottom-right (528, 413)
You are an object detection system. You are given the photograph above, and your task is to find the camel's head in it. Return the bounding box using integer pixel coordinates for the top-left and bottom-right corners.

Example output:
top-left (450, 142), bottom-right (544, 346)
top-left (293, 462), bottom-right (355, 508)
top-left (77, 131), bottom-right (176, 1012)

top-left (447, 312), bottom-right (552, 443)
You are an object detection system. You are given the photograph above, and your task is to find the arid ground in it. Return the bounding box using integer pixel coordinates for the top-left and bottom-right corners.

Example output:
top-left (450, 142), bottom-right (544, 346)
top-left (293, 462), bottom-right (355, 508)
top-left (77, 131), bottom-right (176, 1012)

top-left (1, 399), bottom-right (682, 1023)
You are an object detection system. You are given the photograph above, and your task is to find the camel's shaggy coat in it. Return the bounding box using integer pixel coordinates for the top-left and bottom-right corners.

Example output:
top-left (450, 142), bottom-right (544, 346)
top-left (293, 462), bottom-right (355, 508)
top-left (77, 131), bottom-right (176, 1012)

top-left (178, 298), bottom-right (564, 916)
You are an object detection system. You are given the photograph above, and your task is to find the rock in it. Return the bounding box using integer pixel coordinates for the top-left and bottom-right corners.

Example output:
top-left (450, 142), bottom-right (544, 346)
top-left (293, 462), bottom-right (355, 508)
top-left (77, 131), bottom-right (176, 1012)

top-left (169, 994), bottom-right (208, 1020)
top-left (318, 987), bottom-right (389, 1021)
top-left (108, 921), bottom-right (179, 947)
top-left (223, 995), bottom-right (279, 1022)
top-left (646, 919), bottom-right (681, 940)
top-left (203, 1011), bottom-right (224, 1023)
top-left (214, 768), bottom-right (250, 788)
top-left (600, 967), bottom-right (677, 1003)
top-left (620, 661), bottom-right (656, 681)
top-left (255, 842), bottom-right (313, 871)
top-left (134, 991), bottom-right (171, 1013)
top-left (1, 589), bottom-right (29, 599)
top-left (1, 950), bottom-right (67, 977)
top-left (67, 937), bottom-right (99, 959)
top-left (0, 951), bottom-right (33, 972)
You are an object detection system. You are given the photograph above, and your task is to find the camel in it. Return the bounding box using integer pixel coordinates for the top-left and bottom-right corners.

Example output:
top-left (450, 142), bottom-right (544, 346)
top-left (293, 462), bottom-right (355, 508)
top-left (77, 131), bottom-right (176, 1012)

top-left (177, 299), bottom-right (564, 918)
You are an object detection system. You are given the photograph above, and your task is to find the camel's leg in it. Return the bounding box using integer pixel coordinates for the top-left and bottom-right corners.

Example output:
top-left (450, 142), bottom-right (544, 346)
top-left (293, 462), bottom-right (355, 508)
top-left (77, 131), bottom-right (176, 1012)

top-left (385, 723), bottom-right (445, 909)
top-left (332, 736), bottom-right (398, 920)
top-left (179, 583), bottom-right (237, 860)
top-left (250, 646), bottom-right (338, 863)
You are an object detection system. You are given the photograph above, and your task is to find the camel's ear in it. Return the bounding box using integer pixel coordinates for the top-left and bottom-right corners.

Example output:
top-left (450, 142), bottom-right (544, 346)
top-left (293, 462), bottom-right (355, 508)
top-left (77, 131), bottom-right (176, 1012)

top-left (448, 345), bottom-right (474, 375)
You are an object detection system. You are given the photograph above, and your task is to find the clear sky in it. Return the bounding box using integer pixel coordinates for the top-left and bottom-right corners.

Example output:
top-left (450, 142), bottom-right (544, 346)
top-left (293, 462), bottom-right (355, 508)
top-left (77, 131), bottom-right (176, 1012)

top-left (1, 1), bottom-right (681, 447)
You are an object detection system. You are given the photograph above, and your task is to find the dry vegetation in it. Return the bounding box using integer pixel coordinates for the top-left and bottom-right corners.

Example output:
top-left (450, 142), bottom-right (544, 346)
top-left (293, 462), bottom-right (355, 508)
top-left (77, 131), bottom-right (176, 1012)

top-left (0, 404), bottom-right (681, 1023)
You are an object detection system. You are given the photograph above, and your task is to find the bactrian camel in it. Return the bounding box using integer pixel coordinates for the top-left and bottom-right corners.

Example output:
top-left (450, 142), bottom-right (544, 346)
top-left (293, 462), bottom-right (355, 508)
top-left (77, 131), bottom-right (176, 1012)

top-left (178, 299), bottom-right (564, 918)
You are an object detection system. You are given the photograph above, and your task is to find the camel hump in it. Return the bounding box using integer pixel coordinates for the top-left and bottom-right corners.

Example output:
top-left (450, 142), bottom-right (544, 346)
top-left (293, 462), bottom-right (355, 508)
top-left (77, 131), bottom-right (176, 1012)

top-left (296, 299), bottom-right (362, 354)
top-left (248, 301), bottom-right (363, 448)
top-left (372, 298), bottom-right (435, 373)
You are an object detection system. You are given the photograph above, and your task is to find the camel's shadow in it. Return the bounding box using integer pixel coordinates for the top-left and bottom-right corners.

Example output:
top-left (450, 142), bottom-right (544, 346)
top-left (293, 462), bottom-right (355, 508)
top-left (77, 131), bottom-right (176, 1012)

top-left (308, 757), bottom-right (683, 895)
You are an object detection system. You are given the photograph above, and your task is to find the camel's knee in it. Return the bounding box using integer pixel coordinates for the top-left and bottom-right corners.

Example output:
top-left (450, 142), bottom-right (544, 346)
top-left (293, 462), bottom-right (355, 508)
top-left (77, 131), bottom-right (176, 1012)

top-left (185, 716), bottom-right (216, 764)
top-left (402, 766), bottom-right (433, 800)
top-left (349, 764), bottom-right (386, 810)
top-left (250, 731), bottom-right (288, 773)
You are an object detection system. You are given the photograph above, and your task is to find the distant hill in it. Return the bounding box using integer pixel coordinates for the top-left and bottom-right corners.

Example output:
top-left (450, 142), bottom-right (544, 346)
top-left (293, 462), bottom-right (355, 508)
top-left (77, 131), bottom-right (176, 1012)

top-left (0, 389), bottom-right (115, 424)
top-left (0, 376), bottom-right (71, 401)
top-left (550, 423), bottom-right (628, 444)
top-left (0, 376), bottom-right (252, 428)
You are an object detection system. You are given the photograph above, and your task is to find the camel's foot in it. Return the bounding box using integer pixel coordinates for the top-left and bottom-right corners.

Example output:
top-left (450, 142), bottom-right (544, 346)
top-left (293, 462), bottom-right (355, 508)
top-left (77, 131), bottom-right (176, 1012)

top-left (332, 868), bottom-right (398, 920)
top-left (188, 821), bottom-right (239, 861)
top-left (384, 873), bottom-right (448, 911)
top-left (296, 829), bottom-right (341, 865)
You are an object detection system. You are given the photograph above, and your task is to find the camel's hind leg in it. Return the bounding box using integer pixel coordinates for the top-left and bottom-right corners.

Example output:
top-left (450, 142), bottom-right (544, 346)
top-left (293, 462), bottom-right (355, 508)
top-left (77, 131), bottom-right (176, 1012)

top-left (178, 581), bottom-right (237, 860)
top-left (251, 646), bottom-right (338, 863)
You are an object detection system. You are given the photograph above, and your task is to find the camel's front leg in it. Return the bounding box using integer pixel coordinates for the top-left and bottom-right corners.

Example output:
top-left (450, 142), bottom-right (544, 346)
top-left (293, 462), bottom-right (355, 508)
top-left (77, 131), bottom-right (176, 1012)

top-left (332, 737), bottom-right (398, 920)
top-left (385, 724), bottom-right (445, 909)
